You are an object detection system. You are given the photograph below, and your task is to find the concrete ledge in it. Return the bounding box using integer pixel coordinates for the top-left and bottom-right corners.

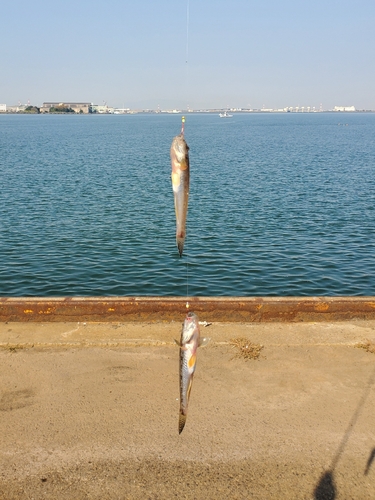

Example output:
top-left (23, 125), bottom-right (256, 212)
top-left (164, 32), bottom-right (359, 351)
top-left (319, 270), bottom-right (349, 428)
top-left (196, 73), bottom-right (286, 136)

top-left (1, 296), bottom-right (375, 322)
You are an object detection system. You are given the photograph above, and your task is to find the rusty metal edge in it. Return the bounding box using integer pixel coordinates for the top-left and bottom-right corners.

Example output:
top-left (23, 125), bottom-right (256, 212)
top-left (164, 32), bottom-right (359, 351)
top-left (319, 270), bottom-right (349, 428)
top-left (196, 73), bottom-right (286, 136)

top-left (1, 296), bottom-right (375, 322)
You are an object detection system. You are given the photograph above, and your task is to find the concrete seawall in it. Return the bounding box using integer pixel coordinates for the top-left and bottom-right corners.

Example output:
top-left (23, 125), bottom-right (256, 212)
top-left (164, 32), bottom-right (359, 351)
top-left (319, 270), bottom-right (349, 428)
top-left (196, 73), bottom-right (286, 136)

top-left (2, 296), bottom-right (375, 322)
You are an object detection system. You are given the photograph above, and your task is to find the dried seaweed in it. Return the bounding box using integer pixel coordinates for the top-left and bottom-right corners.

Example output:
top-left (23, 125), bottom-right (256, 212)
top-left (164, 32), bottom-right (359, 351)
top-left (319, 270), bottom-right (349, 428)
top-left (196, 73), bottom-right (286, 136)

top-left (355, 340), bottom-right (375, 355)
top-left (229, 337), bottom-right (263, 360)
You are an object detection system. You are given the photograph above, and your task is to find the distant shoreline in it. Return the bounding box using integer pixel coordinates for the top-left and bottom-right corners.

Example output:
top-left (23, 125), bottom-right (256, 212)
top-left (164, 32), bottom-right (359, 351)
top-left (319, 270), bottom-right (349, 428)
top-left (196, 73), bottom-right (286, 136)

top-left (1, 109), bottom-right (375, 115)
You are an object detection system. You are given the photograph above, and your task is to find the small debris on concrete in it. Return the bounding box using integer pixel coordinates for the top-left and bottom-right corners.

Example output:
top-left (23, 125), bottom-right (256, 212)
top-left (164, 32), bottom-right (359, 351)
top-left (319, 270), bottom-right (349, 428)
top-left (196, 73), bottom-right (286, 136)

top-left (229, 337), bottom-right (263, 360)
top-left (355, 340), bottom-right (375, 354)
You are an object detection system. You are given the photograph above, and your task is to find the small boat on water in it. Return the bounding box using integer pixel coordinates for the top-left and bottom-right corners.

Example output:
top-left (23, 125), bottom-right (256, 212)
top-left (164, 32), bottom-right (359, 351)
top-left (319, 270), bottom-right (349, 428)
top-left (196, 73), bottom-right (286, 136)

top-left (219, 111), bottom-right (233, 118)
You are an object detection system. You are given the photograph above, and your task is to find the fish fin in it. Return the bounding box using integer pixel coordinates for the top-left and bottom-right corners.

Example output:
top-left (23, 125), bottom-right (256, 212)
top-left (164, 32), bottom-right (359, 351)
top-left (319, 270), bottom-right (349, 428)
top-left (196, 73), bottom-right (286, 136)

top-left (199, 337), bottom-right (211, 347)
top-left (179, 411), bottom-right (187, 434)
top-left (187, 379), bottom-right (193, 401)
top-left (199, 321), bottom-right (212, 327)
top-left (177, 238), bottom-right (184, 257)
top-left (188, 353), bottom-right (196, 370)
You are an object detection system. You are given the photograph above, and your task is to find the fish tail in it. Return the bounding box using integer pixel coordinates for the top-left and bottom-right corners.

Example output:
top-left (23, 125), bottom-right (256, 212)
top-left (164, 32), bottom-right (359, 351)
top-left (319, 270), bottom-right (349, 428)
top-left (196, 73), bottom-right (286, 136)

top-left (179, 411), bottom-right (187, 434)
top-left (177, 237), bottom-right (185, 257)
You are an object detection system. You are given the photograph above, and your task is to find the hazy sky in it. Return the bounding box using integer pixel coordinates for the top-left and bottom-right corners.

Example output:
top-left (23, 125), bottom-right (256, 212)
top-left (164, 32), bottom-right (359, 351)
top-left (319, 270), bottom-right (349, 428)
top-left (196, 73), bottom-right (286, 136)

top-left (2, 0), bottom-right (375, 109)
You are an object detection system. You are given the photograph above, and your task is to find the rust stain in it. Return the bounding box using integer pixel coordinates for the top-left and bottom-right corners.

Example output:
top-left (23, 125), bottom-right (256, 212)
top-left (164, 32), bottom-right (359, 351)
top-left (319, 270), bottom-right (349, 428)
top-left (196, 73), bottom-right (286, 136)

top-left (0, 297), bottom-right (373, 323)
top-left (315, 303), bottom-right (329, 312)
top-left (38, 309), bottom-right (52, 314)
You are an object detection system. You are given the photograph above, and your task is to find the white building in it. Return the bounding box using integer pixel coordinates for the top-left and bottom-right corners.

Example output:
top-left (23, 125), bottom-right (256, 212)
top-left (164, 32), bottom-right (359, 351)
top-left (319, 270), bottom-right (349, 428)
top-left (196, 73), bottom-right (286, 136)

top-left (90, 104), bottom-right (114, 114)
top-left (333, 106), bottom-right (356, 112)
top-left (0, 104), bottom-right (6, 112)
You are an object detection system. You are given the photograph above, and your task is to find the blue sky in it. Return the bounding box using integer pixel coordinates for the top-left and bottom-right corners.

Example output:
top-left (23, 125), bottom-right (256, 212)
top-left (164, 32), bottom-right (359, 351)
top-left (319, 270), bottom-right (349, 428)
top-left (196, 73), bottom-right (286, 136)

top-left (2, 0), bottom-right (375, 109)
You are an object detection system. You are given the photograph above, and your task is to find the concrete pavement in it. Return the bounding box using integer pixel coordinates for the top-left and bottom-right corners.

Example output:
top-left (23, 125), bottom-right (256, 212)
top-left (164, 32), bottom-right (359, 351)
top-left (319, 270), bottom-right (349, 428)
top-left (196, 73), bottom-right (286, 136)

top-left (1, 319), bottom-right (375, 499)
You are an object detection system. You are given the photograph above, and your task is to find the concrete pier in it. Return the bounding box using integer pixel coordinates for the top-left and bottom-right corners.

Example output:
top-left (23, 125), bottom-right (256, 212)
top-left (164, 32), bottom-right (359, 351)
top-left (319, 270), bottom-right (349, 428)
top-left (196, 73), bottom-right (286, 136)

top-left (1, 297), bottom-right (375, 498)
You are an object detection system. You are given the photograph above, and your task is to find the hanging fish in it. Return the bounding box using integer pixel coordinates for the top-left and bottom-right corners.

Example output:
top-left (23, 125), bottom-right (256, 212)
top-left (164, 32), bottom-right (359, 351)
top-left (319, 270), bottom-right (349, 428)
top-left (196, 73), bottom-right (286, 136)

top-left (177, 311), bottom-right (209, 434)
top-left (170, 116), bottom-right (189, 257)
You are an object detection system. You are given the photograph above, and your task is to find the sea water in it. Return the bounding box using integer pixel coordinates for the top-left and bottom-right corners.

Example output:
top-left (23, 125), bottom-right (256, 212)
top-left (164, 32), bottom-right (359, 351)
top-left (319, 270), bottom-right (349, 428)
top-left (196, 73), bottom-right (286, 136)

top-left (1, 112), bottom-right (375, 296)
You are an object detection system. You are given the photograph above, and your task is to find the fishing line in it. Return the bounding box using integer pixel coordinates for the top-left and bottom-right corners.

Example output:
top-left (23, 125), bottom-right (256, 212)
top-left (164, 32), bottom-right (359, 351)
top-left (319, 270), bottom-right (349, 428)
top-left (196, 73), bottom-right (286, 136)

top-left (185, 1), bottom-right (190, 309)
top-left (186, 249), bottom-right (189, 310)
top-left (186, 0), bottom-right (190, 65)
top-left (182, 115), bottom-right (189, 310)
top-left (185, 0), bottom-right (190, 111)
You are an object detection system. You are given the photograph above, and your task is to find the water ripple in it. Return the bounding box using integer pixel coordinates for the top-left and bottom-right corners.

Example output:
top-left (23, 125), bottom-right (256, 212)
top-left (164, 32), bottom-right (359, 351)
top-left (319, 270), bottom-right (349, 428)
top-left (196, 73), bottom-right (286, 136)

top-left (1, 113), bottom-right (375, 296)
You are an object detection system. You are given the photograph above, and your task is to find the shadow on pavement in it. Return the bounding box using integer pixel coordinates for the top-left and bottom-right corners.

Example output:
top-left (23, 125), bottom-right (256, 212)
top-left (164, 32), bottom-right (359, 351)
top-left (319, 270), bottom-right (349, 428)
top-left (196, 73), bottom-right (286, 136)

top-left (313, 470), bottom-right (336, 500)
top-left (313, 363), bottom-right (375, 499)
top-left (365, 447), bottom-right (375, 476)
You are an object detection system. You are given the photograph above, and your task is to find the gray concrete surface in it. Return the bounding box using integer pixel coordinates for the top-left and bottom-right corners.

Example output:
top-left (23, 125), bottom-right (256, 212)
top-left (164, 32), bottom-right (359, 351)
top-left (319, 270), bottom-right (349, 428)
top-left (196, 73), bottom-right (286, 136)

top-left (1, 319), bottom-right (375, 499)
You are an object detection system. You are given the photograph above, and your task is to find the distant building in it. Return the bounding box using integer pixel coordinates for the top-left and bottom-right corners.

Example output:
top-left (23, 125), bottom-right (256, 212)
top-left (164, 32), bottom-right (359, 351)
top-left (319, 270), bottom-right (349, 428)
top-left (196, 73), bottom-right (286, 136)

top-left (114, 108), bottom-right (131, 114)
top-left (333, 106), bottom-right (356, 112)
top-left (6, 105), bottom-right (27, 113)
top-left (0, 104), bottom-right (6, 112)
top-left (90, 104), bottom-right (114, 114)
top-left (41, 102), bottom-right (92, 113)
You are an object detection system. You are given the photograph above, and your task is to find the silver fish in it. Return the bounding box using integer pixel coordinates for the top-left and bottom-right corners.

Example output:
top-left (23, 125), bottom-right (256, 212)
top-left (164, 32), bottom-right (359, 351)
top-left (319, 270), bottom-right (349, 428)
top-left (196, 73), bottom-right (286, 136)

top-left (177, 311), bottom-right (209, 434)
top-left (170, 122), bottom-right (190, 257)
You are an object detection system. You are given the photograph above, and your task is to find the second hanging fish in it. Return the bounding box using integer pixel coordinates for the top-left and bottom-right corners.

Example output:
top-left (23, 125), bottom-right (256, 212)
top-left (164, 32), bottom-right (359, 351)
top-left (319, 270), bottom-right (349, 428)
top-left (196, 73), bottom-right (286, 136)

top-left (170, 117), bottom-right (190, 257)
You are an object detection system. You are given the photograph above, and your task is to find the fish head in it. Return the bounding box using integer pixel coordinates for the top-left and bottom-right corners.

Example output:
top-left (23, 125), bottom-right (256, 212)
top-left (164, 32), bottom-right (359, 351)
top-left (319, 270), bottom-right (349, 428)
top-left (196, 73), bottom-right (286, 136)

top-left (182, 311), bottom-right (200, 345)
top-left (170, 134), bottom-right (189, 169)
top-left (185, 311), bottom-right (198, 323)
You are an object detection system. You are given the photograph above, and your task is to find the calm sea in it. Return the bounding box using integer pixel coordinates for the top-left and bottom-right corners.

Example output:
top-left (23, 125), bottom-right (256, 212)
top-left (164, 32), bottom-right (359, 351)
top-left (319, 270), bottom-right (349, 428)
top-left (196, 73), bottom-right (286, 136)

top-left (1, 112), bottom-right (375, 297)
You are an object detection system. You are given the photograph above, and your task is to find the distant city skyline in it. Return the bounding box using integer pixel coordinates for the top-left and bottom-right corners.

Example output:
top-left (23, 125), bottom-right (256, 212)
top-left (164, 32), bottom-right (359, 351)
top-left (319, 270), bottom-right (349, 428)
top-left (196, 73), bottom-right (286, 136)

top-left (2, 0), bottom-right (375, 110)
top-left (0, 99), bottom-right (365, 113)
